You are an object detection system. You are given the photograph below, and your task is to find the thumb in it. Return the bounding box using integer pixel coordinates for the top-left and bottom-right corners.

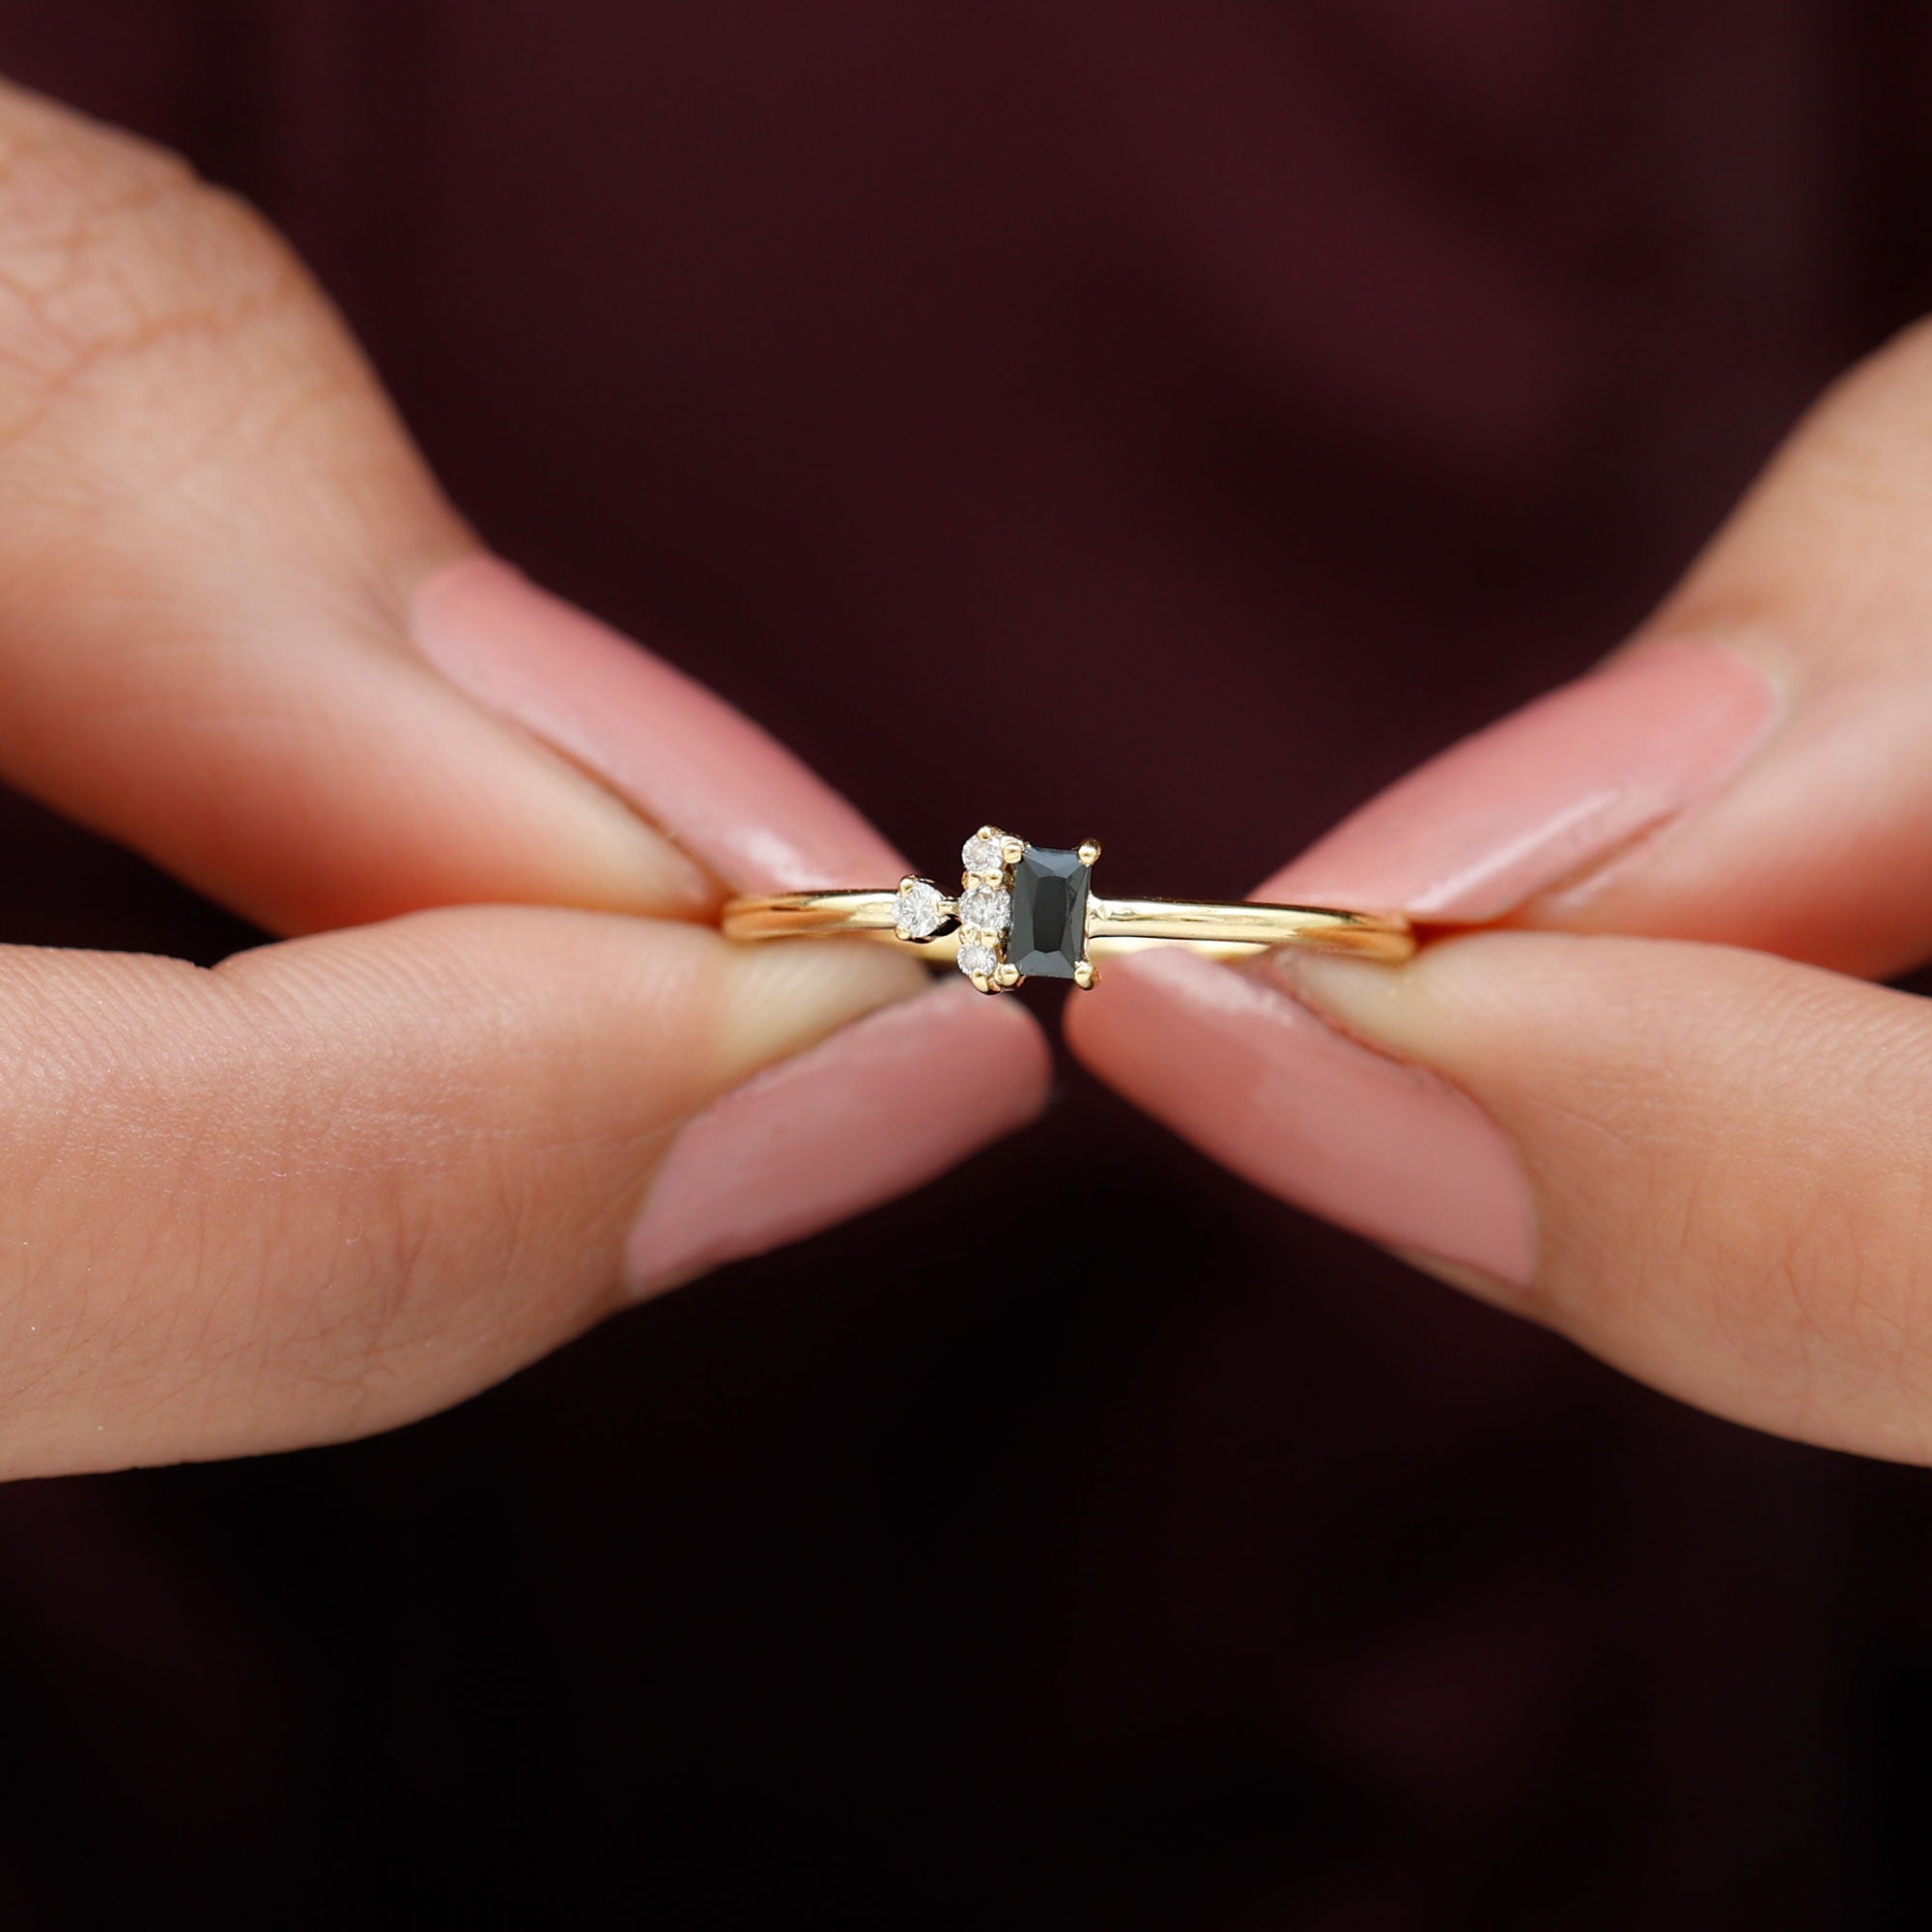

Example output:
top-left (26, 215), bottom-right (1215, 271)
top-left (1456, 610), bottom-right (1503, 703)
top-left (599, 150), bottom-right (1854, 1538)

top-left (1287, 935), bottom-right (1932, 1463)
top-left (0, 908), bottom-right (1047, 1480)
top-left (1087, 935), bottom-right (1932, 1463)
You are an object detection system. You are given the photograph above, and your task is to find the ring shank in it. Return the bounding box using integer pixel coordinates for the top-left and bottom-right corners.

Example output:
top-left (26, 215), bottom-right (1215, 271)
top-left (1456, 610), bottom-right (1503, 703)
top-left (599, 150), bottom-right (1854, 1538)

top-left (721, 890), bottom-right (1414, 962)
top-left (1086, 894), bottom-right (1412, 957)
top-left (720, 890), bottom-right (904, 940)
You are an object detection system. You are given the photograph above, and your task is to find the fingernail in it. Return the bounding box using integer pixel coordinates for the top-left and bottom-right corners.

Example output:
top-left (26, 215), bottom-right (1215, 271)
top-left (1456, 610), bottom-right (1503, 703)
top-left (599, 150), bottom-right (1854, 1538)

top-left (1066, 949), bottom-right (1534, 1284)
top-left (412, 555), bottom-right (910, 893)
top-left (625, 981), bottom-right (1052, 1295)
top-left (1264, 640), bottom-right (1778, 922)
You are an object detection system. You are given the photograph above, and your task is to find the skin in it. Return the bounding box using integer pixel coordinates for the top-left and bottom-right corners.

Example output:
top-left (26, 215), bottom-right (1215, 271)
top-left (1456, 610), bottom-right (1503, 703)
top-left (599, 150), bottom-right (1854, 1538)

top-left (0, 81), bottom-right (1057, 1479)
top-left (1071, 318), bottom-right (1932, 1465)
top-left (14, 73), bottom-right (1932, 1478)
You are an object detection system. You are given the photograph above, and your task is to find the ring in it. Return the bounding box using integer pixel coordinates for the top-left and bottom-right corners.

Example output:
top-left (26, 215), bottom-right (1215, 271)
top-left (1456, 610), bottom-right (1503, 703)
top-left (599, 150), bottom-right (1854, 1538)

top-left (722, 824), bottom-right (1415, 992)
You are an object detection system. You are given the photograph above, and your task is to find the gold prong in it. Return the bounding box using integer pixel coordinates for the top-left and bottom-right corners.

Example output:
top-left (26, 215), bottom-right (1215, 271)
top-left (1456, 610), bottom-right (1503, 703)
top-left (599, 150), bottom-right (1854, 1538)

top-left (1077, 839), bottom-right (1102, 867)
top-left (969, 970), bottom-right (999, 995)
top-left (1001, 836), bottom-right (1025, 866)
top-left (995, 962), bottom-right (1023, 989)
top-left (1073, 957), bottom-right (1098, 989)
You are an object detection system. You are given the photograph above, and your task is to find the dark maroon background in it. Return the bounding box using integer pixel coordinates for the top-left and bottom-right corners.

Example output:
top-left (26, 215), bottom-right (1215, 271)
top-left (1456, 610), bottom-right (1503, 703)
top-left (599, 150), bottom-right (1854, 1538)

top-left (3, 4), bottom-right (1932, 1926)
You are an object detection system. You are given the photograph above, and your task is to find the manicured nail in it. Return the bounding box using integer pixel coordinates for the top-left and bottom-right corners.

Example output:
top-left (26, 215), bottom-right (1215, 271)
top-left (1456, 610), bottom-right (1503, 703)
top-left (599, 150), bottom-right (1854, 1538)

top-left (412, 555), bottom-right (910, 893)
top-left (1264, 640), bottom-right (1778, 922)
top-left (1065, 949), bottom-right (1535, 1284)
top-left (625, 981), bottom-right (1052, 1295)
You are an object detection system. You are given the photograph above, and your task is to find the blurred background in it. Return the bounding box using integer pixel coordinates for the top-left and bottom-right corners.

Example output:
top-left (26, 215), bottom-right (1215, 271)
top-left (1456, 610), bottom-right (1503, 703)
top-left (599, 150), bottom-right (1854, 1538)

top-left (3, 3), bottom-right (1931, 1925)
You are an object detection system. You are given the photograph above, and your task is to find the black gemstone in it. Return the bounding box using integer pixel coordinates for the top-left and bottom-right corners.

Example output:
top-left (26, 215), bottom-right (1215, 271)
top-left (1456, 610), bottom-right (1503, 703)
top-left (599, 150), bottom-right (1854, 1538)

top-left (1009, 844), bottom-right (1091, 980)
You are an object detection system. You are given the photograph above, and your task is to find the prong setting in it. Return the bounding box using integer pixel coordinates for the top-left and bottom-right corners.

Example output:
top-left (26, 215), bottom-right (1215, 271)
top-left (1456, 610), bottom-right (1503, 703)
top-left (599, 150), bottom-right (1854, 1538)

top-left (958, 883), bottom-right (1011, 936)
top-left (954, 826), bottom-right (1015, 990)
top-left (961, 826), bottom-right (1008, 877)
top-left (895, 875), bottom-right (953, 943)
top-left (948, 825), bottom-right (1100, 990)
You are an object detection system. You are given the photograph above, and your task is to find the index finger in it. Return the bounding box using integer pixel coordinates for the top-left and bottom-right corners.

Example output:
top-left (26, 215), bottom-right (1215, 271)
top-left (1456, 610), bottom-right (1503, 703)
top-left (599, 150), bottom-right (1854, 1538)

top-left (0, 78), bottom-right (905, 936)
top-left (1265, 321), bottom-right (1932, 978)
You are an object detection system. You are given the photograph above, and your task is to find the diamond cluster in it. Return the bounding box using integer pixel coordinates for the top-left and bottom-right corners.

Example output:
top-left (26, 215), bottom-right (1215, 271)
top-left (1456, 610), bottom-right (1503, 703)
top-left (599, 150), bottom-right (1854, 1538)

top-left (955, 826), bottom-right (1013, 987)
top-left (893, 825), bottom-right (1096, 992)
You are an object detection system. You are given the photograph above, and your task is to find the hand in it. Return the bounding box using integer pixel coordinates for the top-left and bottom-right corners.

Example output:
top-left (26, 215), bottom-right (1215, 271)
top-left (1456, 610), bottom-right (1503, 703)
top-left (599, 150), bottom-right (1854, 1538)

top-left (0, 82), bottom-right (1047, 1478)
top-left (1071, 317), bottom-right (1932, 1463)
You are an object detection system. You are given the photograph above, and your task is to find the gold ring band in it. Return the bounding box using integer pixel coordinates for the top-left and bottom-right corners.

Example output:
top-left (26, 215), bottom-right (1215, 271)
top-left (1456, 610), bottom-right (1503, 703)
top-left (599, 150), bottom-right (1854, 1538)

top-left (722, 825), bottom-right (1413, 994)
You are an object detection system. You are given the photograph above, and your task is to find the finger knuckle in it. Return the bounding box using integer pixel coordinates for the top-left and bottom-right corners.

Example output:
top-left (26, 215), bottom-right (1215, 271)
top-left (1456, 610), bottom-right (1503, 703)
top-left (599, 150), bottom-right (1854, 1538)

top-left (0, 94), bottom-right (312, 452)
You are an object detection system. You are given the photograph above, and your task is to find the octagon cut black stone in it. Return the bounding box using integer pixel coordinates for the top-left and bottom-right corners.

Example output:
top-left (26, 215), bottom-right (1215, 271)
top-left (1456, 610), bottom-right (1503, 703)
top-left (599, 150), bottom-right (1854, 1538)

top-left (1009, 844), bottom-right (1090, 980)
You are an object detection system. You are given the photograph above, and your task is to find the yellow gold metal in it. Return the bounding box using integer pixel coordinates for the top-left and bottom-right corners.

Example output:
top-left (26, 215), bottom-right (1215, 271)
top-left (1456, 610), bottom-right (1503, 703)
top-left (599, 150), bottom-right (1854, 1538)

top-left (994, 962), bottom-right (1023, 990)
top-left (1072, 958), bottom-right (1098, 989)
top-left (999, 835), bottom-right (1025, 867)
top-left (1077, 840), bottom-right (1101, 867)
top-left (1084, 895), bottom-right (1412, 956)
top-left (723, 890), bottom-right (1414, 963)
top-left (728, 889), bottom-right (904, 939)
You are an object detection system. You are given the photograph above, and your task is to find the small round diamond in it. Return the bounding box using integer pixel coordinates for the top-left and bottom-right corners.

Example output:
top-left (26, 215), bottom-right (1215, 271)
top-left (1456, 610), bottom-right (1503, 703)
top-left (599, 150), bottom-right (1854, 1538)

top-left (959, 886), bottom-right (1010, 934)
top-left (957, 940), bottom-right (1000, 981)
top-left (895, 877), bottom-right (947, 941)
top-left (961, 829), bottom-right (1007, 875)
